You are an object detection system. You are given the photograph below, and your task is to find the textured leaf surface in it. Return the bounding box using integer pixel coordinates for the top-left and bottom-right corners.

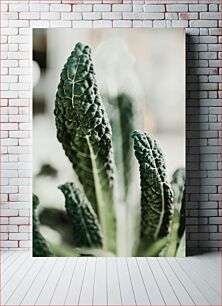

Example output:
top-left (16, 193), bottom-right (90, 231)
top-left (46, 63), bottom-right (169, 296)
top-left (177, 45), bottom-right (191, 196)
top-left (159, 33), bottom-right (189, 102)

top-left (58, 182), bottom-right (103, 248)
top-left (54, 42), bottom-right (116, 252)
top-left (33, 194), bottom-right (53, 257)
top-left (106, 93), bottom-right (134, 199)
top-left (132, 131), bottom-right (173, 244)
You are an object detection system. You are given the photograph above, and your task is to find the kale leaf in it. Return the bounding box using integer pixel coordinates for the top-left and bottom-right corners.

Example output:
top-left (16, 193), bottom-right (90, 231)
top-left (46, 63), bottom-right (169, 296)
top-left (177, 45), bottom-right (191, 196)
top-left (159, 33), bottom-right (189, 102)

top-left (54, 44), bottom-right (116, 252)
top-left (58, 182), bottom-right (103, 249)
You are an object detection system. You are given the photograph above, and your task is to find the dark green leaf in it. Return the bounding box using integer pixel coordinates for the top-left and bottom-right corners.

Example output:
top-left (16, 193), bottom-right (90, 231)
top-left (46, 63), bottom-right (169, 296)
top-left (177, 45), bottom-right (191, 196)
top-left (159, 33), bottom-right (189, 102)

top-left (131, 131), bottom-right (174, 245)
top-left (54, 42), bottom-right (116, 252)
top-left (58, 182), bottom-right (103, 249)
top-left (33, 194), bottom-right (53, 257)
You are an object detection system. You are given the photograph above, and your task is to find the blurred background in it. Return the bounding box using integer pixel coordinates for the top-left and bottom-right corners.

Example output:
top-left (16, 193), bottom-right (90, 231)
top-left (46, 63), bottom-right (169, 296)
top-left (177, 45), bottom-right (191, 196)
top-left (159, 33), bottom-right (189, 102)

top-left (33, 28), bottom-right (185, 253)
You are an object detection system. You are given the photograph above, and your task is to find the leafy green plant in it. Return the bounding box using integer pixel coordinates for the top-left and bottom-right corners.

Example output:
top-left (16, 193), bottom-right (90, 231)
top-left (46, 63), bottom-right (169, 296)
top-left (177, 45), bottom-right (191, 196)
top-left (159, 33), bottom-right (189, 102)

top-left (54, 42), bottom-right (116, 253)
top-left (33, 194), bottom-right (53, 257)
top-left (33, 42), bottom-right (185, 257)
top-left (58, 182), bottom-right (103, 248)
top-left (131, 131), bottom-right (174, 255)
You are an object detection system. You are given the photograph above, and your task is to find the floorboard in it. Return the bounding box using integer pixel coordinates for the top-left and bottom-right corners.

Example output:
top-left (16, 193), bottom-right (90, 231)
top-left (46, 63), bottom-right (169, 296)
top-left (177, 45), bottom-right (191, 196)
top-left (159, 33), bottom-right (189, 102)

top-left (186, 256), bottom-right (220, 294)
top-left (1, 252), bottom-right (220, 306)
top-left (167, 257), bottom-right (210, 305)
top-left (106, 257), bottom-right (122, 306)
top-left (78, 257), bottom-right (96, 305)
top-left (64, 257), bottom-right (87, 306)
top-left (176, 258), bottom-right (220, 305)
top-left (50, 257), bottom-right (77, 305)
top-left (147, 257), bottom-right (180, 305)
top-left (127, 257), bottom-right (150, 305)
top-left (93, 257), bottom-right (107, 305)
top-left (1, 253), bottom-right (30, 289)
top-left (137, 257), bottom-right (165, 305)
top-left (157, 258), bottom-right (194, 305)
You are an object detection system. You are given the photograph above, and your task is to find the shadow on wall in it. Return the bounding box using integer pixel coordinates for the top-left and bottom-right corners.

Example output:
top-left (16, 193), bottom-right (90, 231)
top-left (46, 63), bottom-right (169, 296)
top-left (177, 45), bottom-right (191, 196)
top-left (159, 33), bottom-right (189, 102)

top-left (186, 34), bottom-right (206, 256)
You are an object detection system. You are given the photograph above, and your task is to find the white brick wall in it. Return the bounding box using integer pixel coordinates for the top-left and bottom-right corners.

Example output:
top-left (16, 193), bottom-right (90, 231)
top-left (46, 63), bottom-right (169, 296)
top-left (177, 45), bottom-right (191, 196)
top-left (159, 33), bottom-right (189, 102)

top-left (0, 0), bottom-right (221, 255)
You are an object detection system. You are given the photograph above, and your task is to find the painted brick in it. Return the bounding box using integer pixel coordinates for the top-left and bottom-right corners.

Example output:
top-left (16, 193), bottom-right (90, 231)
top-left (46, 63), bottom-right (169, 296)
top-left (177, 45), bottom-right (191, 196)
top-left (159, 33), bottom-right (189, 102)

top-left (61, 12), bottom-right (82, 20)
top-left (102, 12), bottom-right (122, 19)
top-left (133, 20), bottom-right (143, 27)
top-left (209, 60), bottom-right (221, 67)
top-left (9, 44), bottom-right (19, 52)
top-left (19, 12), bottom-right (40, 19)
top-left (143, 5), bottom-right (165, 12)
top-left (9, 233), bottom-right (29, 240)
top-left (209, 217), bottom-right (222, 225)
top-left (165, 13), bottom-right (178, 20)
top-left (200, 12), bottom-right (221, 20)
top-left (9, 115), bottom-right (30, 123)
top-left (2, 60), bottom-right (18, 68)
top-left (143, 21), bottom-right (153, 28)
top-left (166, 5), bottom-right (188, 12)
top-left (50, 4), bottom-right (71, 12)
top-left (209, 28), bottom-right (221, 35)
top-left (94, 4), bottom-right (111, 12)
top-left (189, 4), bottom-right (207, 12)
top-left (209, 4), bottom-right (219, 12)
top-left (123, 12), bottom-right (164, 19)
top-left (29, 4), bottom-right (49, 12)
top-left (73, 20), bottom-right (93, 28)
top-left (9, 217), bottom-right (29, 225)
top-left (93, 20), bottom-right (112, 28)
top-left (179, 12), bottom-right (198, 20)
top-left (1, 209), bottom-right (18, 216)
top-left (190, 20), bottom-right (218, 28)
top-left (208, 44), bottom-right (221, 52)
top-left (199, 28), bottom-right (209, 36)
top-left (9, 99), bottom-right (29, 107)
top-left (73, 4), bottom-right (92, 12)
top-left (7, 52), bottom-right (30, 60)
top-left (133, 5), bottom-right (143, 12)
top-left (83, 12), bottom-right (102, 20)
top-left (199, 36), bottom-right (217, 44)
top-left (9, 4), bottom-right (28, 12)
top-left (153, 20), bottom-right (167, 28)
top-left (113, 4), bottom-right (132, 12)
top-left (1, 241), bottom-right (18, 247)
top-left (9, 20), bottom-right (29, 28)
top-left (113, 20), bottom-right (132, 27)
top-left (1, 4), bottom-right (8, 12)
top-left (41, 12), bottom-right (60, 20)
top-left (50, 21), bottom-right (71, 27)
top-left (19, 241), bottom-right (31, 248)
top-left (172, 20), bottom-right (188, 27)
top-left (19, 226), bottom-right (30, 233)
top-left (30, 20), bottom-right (50, 28)
top-left (2, 28), bottom-right (18, 36)
top-left (8, 146), bottom-right (31, 154)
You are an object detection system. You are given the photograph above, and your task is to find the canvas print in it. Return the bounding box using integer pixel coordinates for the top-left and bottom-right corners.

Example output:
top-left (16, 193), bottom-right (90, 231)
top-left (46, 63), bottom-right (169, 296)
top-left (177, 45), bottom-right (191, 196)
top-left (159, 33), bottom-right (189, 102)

top-left (33, 29), bottom-right (185, 257)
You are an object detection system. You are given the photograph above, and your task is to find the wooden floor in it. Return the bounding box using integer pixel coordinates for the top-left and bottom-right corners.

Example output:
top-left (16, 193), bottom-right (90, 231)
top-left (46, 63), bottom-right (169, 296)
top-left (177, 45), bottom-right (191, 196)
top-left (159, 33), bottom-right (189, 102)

top-left (1, 251), bottom-right (221, 306)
